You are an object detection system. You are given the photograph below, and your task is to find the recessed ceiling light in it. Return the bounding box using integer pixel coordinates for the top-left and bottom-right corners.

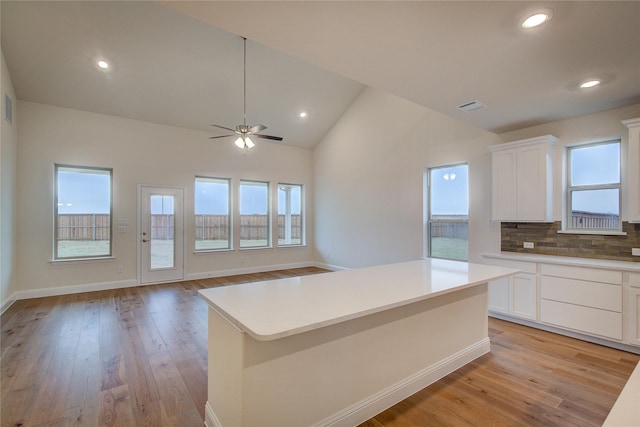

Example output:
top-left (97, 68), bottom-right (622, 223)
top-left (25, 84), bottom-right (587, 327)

top-left (522, 10), bottom-right (552, 28)
top-left (299, 112), bottom-right (307, 118)
top-left (579, 79), bottom-right (601, 89)
top-left (97, 60), bottom-right (109, 70)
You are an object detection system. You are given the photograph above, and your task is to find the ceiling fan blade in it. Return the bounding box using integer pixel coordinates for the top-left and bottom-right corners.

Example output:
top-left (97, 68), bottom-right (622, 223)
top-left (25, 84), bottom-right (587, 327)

top-left (249, 124), bottom-right (267, 133)
top-left (209, 134), bottom-right (234, 139)
top-left (211, 124), bottom-right (237, 132)
top-left (254, 134), bottom-right (283, 141)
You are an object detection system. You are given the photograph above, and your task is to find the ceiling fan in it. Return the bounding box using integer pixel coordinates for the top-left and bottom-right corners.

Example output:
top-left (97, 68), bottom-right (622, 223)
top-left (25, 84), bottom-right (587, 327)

top-left (209, 37), bottom-right (283, 152)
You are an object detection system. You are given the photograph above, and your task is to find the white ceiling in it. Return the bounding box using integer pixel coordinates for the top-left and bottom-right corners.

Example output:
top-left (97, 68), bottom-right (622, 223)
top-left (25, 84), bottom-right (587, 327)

top-left (3, 1), bottom-right (640, 149)
top-left (1, 1), bottom-right (365, 149)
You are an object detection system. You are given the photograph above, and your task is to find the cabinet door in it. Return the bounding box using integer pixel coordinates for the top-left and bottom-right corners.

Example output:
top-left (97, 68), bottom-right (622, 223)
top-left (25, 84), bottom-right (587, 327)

top-left (492, 150), bottom-right (517, 221)
top-left (628, 287), bottom-right (640, 347)
top-left (516, 145), bottom-right (548, 221)
top-left (623, 118), bottom-right (640, 221)
top-left (511, 273), bottom-right (537, 320)
top-left (488, 277), bottom-right (509, 314)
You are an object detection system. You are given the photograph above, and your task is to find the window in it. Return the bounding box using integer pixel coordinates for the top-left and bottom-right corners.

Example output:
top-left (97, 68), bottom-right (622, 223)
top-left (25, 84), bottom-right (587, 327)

top-left (278, 184), bottom-right (303, 246)
top-left (240, 180), bottom-right (270, 248)
top-left (426, 164), bottom-right (468, 261)
top-left (566, 140), bottom-right (621, 232)
top-left (195, 177), bottom-right (231, 250)
top-left (54, 164), bottom-right (112, 259)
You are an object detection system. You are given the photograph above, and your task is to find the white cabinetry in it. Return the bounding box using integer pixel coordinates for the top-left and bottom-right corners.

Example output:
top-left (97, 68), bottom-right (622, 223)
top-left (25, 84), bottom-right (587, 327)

top-left (627, 272), bottom-right (640, 346)
top-left (489, 135), bottom-right (557, 222)
top-left (540, 264), bottom-right (623, 340)
top-left (486, 259), bottom-right (537, 320)
top-left (623, 117), bottom-right (640, 222)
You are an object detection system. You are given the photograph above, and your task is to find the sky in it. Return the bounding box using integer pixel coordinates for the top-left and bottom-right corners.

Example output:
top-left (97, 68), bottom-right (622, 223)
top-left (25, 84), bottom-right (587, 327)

top-left (57, 143), bottom-right (619, 217)
top-left (56, 171), bottom-right (300, 215)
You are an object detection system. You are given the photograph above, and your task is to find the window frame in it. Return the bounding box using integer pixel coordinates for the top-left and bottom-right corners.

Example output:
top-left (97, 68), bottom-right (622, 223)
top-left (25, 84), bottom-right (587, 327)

top-left (239, 179), bottom-right (271, 249)
top-left (277, 183), bottom-right (304, 247)
top-left (425, 163), bottom-right (469, 261)
top-left (194, 176), bottom-right (232, 252)
top-left (54, 163), bottom-right (113, 260)
top-left (565, 140), bottom-right (621, 233)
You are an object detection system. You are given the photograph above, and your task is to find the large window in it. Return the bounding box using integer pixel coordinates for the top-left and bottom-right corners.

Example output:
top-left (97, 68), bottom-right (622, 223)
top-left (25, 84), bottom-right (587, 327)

top-left (54, 164), bottom-right (112, 259)
top-left (566, 140), bottom-right (621, 232)
top-left (195, 177), bottom-right (231, 251)
top-left (240, 180), bottom-right (270, 248)
top-left (426, 164), bottom-right (468, 261)
top-left (278, 183), bottom-right (303, 246)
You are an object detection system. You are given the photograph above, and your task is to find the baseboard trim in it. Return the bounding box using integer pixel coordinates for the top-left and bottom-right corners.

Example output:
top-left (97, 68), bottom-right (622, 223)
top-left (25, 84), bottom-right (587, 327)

top-left (7, 261), bottom-right (346, 304)
top-left (315, 337), bottom-right (491, 427)
top-left (202, 338), bottom-right (489, 427)
top-left (187, 261), bottom-right (348, 281)
top-left (489, 312), bottom-right (640, 355)
top-left (1, 293), bottom-right (17, 315)
top-left (12, 278), bottom-right (139, 301)
top-left (204, 401), bottom-right (222, 427)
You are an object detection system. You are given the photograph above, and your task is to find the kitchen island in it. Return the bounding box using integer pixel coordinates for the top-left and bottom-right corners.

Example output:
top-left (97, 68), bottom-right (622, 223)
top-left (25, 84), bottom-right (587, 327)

top-left (199, 259), bottom-right (518, 427)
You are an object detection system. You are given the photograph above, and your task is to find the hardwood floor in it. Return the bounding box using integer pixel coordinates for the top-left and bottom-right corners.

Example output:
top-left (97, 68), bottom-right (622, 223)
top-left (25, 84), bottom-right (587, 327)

top-left (2, 267), bottom-right (638, 427)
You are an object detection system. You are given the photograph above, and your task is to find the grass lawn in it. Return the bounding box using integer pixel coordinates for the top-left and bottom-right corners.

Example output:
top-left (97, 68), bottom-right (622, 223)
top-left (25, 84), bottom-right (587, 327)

top-left (430, 237), bottom-right (468, 261)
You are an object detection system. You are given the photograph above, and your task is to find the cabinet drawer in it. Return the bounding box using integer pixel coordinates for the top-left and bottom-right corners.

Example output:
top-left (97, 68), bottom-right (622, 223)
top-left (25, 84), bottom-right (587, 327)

top-left (629, 272), bottom-right (640, 288)
top-left (540, 276), bottom-right (621, 312)
top-left (540, 263), bottom-right (622, 284)
top-left (485, 259), bottom-right (536, 274)
top-left (540, 299), bottom-right (622, 340)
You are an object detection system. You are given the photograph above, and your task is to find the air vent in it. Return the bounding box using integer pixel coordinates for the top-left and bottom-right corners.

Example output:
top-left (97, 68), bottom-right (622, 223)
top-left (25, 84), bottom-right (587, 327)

top-left (457, 100), bottom-right (486, 112)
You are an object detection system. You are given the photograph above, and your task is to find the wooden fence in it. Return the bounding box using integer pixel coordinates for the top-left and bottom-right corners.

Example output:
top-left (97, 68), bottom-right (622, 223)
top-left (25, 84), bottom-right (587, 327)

top-left (57, 214), bottom-right (301, 241)
top-left (430, 215), bottom-right (468, 239)
top-left (571, 211), bottom-right (619, 229)
top-left (195, 214), bottom-right (302, 241)
top-left (57, 214), bottom-right (110, 241)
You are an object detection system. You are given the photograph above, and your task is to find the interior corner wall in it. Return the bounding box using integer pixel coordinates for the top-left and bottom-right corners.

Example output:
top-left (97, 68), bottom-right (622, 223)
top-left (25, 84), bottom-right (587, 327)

top-left (498, 103), bottom-right (640, 222)
top-left (312, 87), bottom-right (502, 270)
top-left (1, 50), bottom-right (18, 311)
top-left (15, 101), bottom-right (314, 296)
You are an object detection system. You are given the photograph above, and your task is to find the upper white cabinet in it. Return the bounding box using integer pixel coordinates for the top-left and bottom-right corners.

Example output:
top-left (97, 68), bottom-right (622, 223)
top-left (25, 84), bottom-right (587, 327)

top-left (489, 135), bottom-right (557, 222)
top-left (623, 117), bottom-right (640, 222)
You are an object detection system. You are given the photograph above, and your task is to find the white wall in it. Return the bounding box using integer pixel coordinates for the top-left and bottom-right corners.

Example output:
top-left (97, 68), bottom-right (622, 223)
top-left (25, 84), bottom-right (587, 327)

top-left (1, 50), bottom-right (18, 311)
top-left (499, 103), bottom-right (640, 222)
top-left (15, 101), bottom-right (314, 296)
top-left (313, 87), bottom-right (502, 269)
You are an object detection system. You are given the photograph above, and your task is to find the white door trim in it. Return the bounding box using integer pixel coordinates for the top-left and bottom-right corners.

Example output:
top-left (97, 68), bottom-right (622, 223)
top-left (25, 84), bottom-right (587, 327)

top-left (138, 184), bottom-right (186, 284)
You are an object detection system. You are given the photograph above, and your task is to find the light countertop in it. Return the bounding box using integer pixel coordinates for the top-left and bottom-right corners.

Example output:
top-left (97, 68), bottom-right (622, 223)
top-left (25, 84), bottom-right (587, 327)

top-left (483, 252), bottom-right (640, 272)
top-left (199, 259), bottom-right (518, 341)
top-left (603, 361), bottom-right (640, 426)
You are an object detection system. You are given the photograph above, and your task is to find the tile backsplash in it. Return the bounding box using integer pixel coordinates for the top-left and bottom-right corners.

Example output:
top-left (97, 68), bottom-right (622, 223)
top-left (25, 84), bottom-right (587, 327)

top-left (501, 221), bottom-right (640, 262)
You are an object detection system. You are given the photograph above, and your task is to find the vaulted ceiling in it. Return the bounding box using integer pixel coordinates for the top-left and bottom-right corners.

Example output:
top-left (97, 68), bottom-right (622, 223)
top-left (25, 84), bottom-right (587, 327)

top-left (3, 1), bottom-right (639, 149)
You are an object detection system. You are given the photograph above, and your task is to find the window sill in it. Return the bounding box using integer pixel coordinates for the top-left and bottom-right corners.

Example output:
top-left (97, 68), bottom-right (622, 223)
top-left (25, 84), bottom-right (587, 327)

top-left (50, 256), bottom-right (115, 264)
top-left (557, 230), bottom-right (627, 236)
top-left (194, 248), bottom-right (233, 255)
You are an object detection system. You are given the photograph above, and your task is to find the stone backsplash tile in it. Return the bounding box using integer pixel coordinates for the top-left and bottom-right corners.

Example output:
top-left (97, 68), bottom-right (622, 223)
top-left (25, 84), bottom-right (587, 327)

top-left (501, 221), bottom-right (640, 262)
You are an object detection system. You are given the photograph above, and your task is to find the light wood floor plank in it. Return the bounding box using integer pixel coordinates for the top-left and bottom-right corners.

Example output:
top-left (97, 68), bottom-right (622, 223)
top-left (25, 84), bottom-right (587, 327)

top-left (2, 266), bottom-right (639, 426)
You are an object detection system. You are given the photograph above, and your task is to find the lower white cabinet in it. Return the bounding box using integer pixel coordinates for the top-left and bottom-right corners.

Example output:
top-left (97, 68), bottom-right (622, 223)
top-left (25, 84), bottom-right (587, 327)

top-left (539, 264), bottom-right (623, 341)
top-left (487, 259), bottom-right (537, 320)
top-left (484, 254), bottom-right (640, 351)
top-left (628, 272), bottom-right (640, 347)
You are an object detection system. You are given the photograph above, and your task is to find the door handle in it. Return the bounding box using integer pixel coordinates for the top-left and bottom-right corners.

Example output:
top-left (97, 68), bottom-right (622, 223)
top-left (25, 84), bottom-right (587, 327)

top-left (142, 239), bottom-right (149, 243)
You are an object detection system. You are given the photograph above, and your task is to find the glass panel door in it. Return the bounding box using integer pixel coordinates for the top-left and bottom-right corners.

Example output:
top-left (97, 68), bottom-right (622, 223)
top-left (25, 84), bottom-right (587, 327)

top-left (140, 186), bottom-right (184, 284)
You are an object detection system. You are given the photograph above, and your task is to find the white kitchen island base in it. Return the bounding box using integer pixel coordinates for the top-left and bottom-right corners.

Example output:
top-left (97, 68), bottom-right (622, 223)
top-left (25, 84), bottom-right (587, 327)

top-left (199, 260), bottom-right (518, 427)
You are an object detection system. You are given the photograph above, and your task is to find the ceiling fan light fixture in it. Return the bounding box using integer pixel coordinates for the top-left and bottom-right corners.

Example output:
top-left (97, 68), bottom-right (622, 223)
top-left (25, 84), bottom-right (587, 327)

top-left (234, 137), bottom-right (245, 149)
top-left (579, 79), bottom-right (601, 89)
top-left (521, 9), bottom-right (552, 29)
top-left (245, 137), bottom-right (255, 149)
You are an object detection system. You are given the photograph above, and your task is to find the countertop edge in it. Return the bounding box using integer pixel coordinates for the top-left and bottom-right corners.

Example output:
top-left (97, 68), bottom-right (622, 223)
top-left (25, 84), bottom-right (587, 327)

top-left (199, 263), bottom-right (519, 341)
top-left (482, 252), bottom-right (640, 272)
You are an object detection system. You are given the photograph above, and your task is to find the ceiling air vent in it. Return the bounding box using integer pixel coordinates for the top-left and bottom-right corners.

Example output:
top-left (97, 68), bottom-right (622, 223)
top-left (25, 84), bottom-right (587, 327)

top-left (457, 100), bottom-right (486, 113)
